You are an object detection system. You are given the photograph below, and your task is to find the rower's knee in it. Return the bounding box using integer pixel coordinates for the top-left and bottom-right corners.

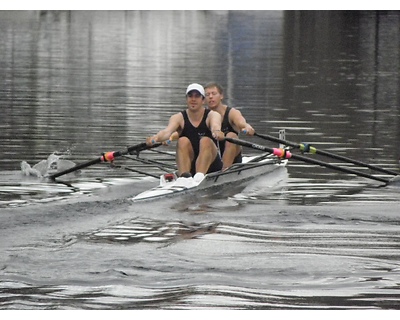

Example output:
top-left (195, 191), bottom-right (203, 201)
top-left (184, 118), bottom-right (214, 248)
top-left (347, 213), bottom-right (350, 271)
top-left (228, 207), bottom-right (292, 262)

top-left (225, 132), bottom-right (238, 139)
top-left (177, 136), bottom-right (191, 150)
top-left (225, 132), bottom-right (240, 150)
top-left (199, 137), bottom-right (216, 150)
top-left (177, 136), bottom-right (194, 159)
top-left (223, 132), bottom-right (241, 162)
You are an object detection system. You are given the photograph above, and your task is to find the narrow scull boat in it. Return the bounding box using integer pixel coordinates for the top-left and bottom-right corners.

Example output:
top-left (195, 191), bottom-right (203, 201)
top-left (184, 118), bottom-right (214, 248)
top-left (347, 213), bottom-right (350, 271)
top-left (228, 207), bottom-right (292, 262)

top-left (132, 152), bottom-right (288, 201)
top-left (132, 129), bottom-right (289, 201)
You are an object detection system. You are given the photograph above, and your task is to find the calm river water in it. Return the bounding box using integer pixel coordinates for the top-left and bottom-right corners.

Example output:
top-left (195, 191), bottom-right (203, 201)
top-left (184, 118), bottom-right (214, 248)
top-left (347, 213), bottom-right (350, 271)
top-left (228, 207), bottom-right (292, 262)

top-left (1, 10), bottom-right (400, 311)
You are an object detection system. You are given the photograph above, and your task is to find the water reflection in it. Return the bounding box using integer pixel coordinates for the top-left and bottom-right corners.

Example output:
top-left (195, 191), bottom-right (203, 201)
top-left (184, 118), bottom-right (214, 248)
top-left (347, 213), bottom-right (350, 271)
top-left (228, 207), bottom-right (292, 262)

top-left (0, 10), bottom-right (399, 204)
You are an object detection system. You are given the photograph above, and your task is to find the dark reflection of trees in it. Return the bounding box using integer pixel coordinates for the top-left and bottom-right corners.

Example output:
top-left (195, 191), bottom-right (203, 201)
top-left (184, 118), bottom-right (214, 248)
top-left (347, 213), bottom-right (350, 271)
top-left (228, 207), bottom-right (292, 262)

top-left (282, 11), bottom-right (399, 162)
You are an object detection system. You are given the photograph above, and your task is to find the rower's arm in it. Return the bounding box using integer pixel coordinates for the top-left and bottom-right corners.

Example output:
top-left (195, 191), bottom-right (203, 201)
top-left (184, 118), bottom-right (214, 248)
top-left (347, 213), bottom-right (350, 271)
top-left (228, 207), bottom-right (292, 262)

top-left (207, 111), bottom-right (224, 140)
top-left (230, 108), bottom-right (255, 135)
top-left (147, 113), bottom-right (182, 145)
top-left (169, 131), bottom-right (180, 141)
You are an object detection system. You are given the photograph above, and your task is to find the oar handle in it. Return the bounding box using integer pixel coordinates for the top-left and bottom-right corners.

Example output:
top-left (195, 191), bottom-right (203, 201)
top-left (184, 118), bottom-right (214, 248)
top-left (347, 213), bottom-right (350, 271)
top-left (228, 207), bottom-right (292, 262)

top-left (225, 137), bottom-right (292, 158)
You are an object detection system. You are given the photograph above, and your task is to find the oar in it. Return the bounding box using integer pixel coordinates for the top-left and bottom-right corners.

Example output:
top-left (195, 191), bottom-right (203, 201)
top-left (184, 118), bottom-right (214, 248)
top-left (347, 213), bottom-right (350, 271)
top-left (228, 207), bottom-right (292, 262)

top-left (225, 137), bottom-right (392, 185)
top-left (121, 154), bottom-right (177, 171)
top-left (254, 132), bottom-right (398, 176)
top-left (116, 165), bottom-right (160, 179)
top-left (48, 142), bottom-right (159, 180)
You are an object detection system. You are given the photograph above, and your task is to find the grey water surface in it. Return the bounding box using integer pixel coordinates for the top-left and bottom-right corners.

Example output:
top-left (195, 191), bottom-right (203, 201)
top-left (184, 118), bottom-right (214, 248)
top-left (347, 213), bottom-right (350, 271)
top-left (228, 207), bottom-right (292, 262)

top-left (1, 10), bottom-right (400, 310)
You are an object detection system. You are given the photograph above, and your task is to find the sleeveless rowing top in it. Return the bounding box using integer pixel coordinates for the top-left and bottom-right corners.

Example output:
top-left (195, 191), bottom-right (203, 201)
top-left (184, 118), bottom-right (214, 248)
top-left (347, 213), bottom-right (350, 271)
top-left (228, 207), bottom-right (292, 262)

top-left (221, 107), bottom-right (238, 136)
top-left (180, 109), bottom-right (214, 157)
top-left (219, 107), bottom-right (242, 164)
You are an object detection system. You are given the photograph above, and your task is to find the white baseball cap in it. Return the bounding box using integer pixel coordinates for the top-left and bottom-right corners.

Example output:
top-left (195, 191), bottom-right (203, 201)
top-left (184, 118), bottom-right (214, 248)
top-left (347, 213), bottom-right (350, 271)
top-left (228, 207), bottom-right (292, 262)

top-left (186, 83), bottom-right (205, 97)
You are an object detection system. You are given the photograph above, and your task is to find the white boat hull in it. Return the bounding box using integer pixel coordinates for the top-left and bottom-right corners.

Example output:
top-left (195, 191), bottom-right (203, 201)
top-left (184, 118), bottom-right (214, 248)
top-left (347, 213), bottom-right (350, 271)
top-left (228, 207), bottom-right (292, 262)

top-left (132, 154), bottom-right (287, 201)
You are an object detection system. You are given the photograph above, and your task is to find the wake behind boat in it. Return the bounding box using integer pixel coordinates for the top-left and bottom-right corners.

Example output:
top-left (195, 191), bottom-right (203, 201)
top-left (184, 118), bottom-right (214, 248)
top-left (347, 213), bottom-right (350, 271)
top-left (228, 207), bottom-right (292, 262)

top-left (132, 153), bottom-right (288, 201)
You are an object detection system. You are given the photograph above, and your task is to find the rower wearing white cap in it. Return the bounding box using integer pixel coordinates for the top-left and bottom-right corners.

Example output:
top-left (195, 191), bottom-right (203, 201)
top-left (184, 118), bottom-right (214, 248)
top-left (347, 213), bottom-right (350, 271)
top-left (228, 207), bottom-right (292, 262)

top-left (146, 83), bottom-right (225, 182)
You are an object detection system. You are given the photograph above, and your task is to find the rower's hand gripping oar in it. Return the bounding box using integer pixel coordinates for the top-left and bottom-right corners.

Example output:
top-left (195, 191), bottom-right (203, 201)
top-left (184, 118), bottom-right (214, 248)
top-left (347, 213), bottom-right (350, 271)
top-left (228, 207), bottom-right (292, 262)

top-left (48, 142), bottom-right (160, 180)
top-left (225, 137), bottom-right (393, 185)
top-left (254, 132), bottom-right (398, 176)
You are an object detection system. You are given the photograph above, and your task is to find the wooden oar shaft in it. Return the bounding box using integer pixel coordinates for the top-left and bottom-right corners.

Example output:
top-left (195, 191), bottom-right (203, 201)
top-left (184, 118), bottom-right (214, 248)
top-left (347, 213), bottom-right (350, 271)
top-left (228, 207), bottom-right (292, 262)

top-left (255, 132), bottom-right (398, 176)
top-left (225, 137), bottom-right (390, 184)
top-left (48, 142), bottom-right (150, 180)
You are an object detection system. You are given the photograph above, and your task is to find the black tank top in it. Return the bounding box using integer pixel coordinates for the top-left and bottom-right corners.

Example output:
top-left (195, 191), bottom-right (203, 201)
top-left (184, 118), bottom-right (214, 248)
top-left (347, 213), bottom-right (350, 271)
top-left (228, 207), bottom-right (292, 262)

top-left (221, 107), bottom-right (238, 136)
top-left (219, 107), bottom-right (240, 157)
top-left (180, 109), bottom-right (214, 157)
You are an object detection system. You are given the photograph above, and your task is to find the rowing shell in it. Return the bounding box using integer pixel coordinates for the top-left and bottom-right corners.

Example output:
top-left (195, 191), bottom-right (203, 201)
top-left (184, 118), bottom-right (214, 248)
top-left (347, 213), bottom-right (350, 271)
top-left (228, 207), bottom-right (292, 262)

top-left (132, 153), bottom-right (287, 201)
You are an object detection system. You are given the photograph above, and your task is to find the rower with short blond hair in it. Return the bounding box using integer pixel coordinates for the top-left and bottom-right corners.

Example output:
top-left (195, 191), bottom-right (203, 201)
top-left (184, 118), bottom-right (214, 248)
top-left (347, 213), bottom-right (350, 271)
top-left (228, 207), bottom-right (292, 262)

top-left (204, 82), bottom-right (255, 170)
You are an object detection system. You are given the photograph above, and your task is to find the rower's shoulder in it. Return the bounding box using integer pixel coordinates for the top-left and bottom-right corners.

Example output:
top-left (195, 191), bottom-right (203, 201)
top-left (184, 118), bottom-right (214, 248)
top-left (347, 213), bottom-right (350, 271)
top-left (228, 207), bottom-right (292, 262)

top-left (169, 111), bottom-right (185, 125)
top-left (227, 106), bottom-right (243, 117)
top-left (171, 111), bottom-right (184, 119)
top-left (207, 109), bottom-right (222, 119)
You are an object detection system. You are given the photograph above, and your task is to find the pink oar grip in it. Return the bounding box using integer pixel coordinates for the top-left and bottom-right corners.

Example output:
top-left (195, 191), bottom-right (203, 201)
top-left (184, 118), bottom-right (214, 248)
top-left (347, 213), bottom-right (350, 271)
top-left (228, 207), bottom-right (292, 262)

top-left (101, 152), bottom-right (115, 162)
top-left (273, 148), bottom-right (292, 159)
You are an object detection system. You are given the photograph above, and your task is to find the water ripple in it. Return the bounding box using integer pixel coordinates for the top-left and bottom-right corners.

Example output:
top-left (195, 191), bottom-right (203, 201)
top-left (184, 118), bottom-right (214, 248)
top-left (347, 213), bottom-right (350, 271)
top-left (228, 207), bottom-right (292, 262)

top-left (81, 218), bottom-right (220, 246)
